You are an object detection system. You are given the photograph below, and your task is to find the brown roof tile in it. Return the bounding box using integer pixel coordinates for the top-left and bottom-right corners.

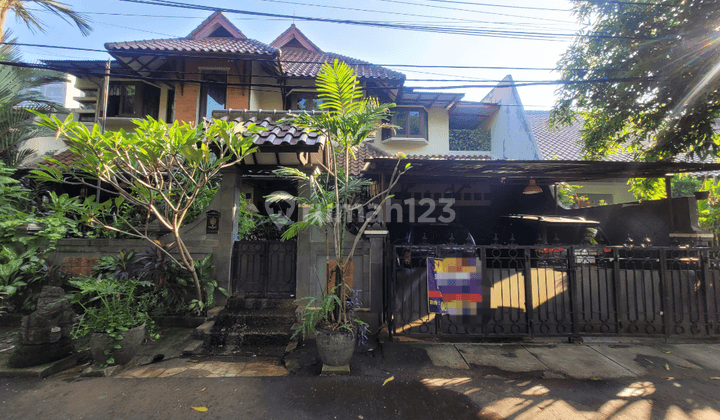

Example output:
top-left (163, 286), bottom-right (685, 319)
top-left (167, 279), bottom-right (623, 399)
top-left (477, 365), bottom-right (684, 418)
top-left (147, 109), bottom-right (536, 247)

top-left (337, 142), bottom-right (393, 176)
top-left (526, 110), bottom-right (632, 162)
top-left (217, 111), bottom-right (325, 147)
top-left (279, 47), bottom-right (404, 80)
top-left (105, 37), bottom-right (277, 56)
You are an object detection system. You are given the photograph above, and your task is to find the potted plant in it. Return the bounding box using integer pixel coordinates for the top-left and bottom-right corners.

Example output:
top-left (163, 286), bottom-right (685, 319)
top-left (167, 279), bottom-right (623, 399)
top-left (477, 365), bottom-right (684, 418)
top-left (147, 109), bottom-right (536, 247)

top-left (268, 60), bottom-right (409, 367)
top-left (69, 275), bottom-right (155, 366)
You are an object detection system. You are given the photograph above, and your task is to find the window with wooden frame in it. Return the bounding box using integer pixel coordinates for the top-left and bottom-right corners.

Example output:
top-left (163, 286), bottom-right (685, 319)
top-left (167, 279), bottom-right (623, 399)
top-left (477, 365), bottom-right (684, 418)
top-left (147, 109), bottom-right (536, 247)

top-left (106, 82), bottom-right (140, 118)
top-left (382, 107), bottom-right (428, 141)
top-left (199, 71), bottom-right (228, 120)
top-left (289, 92), bottom-right (324, 111)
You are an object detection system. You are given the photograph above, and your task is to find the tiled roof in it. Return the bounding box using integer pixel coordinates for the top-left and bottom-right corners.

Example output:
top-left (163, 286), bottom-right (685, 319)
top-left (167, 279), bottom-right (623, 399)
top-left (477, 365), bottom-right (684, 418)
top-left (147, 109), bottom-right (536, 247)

top-left (372, 153), bottom-right (492, 161)
top-left (526, 110), bottom-right (631, 162)
top-left (279, 47), bottom-right (404, 80)
top-left (338, 142), bottom-right (393, 176)
top-left (105, 38), bottom-right (277, 56)
top-left (42, 149), bottom-right (79, 168)
top-left (42, 114), bottom-right (324, 168)
top-left (525, 110), bottom-right (585, 161)
top-left (216, 111), bottom-right (325, 147)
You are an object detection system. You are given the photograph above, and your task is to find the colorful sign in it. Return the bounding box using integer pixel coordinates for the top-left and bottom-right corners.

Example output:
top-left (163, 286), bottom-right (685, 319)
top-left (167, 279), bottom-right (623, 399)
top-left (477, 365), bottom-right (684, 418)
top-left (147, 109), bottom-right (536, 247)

top-left (427, 257), bottom-right (482, 315)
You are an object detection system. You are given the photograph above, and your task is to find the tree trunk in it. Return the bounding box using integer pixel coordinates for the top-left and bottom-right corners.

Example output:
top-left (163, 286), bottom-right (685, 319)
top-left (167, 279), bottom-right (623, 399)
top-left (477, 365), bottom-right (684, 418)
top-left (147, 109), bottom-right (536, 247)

top-left (174, 232), bottom-right (203, 304)
top-left (0, 8), bottom-right (8, 39)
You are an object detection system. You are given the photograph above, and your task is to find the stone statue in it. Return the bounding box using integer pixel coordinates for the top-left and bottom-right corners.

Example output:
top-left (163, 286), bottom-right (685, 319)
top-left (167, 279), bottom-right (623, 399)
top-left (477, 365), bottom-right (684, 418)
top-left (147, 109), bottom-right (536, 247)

top-left (8, 286), bottom-right (77, 368)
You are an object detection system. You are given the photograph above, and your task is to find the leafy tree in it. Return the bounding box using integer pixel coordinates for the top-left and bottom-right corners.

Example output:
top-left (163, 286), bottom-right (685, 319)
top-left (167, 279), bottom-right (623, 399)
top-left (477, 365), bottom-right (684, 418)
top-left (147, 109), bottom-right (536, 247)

top-left (268, 60), bottom-right (408, 328)
top-left (0, 0), bottom-right (91, 39)
top-left (552, 0), bottom-right (720, 161)
top-left (32, 116), bottom-right (261, 305)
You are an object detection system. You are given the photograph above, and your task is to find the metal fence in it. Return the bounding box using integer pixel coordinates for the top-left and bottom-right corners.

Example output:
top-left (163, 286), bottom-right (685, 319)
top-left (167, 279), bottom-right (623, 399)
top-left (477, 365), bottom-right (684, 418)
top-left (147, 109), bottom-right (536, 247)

top-left (388, 244), bottom-right (720, 339)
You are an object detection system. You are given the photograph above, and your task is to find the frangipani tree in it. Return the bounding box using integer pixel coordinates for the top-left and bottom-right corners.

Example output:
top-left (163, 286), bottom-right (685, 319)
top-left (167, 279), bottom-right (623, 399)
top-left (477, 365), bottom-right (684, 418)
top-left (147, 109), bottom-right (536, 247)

top-left (268, 59), bottom-right (409, 329)
top-left (32, 116), bottom-right (261, 305)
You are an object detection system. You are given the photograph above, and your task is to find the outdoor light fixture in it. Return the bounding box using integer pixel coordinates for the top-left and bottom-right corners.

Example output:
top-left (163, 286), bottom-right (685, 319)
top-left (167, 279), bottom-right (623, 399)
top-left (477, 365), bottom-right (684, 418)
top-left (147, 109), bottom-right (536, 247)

top-left (523, 179), bottom-right (543, 195)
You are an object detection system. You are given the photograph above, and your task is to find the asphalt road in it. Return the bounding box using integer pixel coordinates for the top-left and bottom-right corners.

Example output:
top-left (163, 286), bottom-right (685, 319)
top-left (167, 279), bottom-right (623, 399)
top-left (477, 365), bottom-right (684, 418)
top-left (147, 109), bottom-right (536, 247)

top-left (2, 373), bottom-right (720, 419)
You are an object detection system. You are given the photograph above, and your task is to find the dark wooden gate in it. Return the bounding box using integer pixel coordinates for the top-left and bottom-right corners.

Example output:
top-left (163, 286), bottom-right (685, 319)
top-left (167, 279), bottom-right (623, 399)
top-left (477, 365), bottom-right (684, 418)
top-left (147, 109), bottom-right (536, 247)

top-left (232, 240), bottom-right (297, 298)
top-left (388, 244), bottom-right (720, 339)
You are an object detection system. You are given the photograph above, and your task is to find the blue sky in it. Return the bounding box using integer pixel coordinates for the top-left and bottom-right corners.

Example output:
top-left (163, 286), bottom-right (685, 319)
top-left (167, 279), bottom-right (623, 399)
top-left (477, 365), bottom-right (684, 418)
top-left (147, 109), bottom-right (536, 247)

top-left (8, 0), bottom-right (581, 109)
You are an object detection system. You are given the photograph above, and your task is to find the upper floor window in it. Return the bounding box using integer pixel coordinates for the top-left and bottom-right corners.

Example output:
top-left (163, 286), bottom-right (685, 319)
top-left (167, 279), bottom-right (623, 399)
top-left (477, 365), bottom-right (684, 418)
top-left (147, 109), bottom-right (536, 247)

top-left (199, 71), bottom-right (227, 120)
top-left (382, 107), bottom-right (428, 141)
top-left (107, 82), bottom-right (138, 117)
top-left (290, 92), bottom-right (323, 111)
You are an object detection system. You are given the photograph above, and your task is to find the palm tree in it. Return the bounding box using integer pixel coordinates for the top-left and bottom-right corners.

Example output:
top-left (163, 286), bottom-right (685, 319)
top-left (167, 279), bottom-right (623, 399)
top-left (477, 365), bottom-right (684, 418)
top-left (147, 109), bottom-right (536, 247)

top-left (0, 35), bottom-right (65, 167)
top-left (269, 60), bottom-right (409, 327)
top-left (0, 0), bottom-right (91, 39)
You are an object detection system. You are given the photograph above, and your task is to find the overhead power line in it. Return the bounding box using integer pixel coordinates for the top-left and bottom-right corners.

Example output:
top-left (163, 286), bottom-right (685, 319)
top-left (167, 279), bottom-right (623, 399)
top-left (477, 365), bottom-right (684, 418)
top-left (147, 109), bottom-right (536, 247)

top-left (116, 0), bottom-right (648, 40)
top-left (389, 0), bottom-right (572, 12)
top-left (0, 59), bottom-right (658, 89)
top-left (2, 41), bottom-right (591, 71)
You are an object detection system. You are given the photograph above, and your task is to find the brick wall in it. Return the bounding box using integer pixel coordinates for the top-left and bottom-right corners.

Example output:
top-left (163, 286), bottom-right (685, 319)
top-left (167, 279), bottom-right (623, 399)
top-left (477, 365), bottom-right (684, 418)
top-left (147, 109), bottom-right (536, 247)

top-left (62, 256), bottom-right (99, 276)
top-left (173, 58), bottom-right (250, 125)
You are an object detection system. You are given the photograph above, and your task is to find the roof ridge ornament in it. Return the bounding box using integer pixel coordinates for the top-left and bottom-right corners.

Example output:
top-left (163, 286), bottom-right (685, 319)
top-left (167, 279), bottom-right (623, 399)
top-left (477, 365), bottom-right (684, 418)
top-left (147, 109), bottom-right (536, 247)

top-left (187, 11), bottom-right (246, 40)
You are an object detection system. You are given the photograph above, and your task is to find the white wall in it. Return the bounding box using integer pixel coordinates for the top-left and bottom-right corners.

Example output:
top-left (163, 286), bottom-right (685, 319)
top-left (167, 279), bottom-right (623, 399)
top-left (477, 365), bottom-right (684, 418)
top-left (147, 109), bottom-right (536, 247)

top-left (482, 75), bottom-right (540, 160)
top-left (371, 106), bottom-right (451, 156)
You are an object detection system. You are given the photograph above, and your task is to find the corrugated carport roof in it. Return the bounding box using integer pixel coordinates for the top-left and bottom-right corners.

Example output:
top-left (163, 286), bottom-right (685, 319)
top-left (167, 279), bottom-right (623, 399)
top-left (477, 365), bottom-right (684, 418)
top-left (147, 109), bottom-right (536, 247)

top-left (365, 158), bottom-right (720, 183)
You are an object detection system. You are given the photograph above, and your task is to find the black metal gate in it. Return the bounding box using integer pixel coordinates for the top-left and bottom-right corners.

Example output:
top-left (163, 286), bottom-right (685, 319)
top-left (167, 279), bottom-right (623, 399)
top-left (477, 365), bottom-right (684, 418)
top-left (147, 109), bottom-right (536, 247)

top-left (232, 240), bottom-right (297, 298)
top-left (388, 244), bottom-right (720, 339)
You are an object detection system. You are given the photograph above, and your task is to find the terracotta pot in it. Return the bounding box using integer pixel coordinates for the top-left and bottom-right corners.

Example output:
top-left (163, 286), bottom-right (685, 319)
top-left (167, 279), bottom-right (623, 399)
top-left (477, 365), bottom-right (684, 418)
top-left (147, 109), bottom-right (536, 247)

top-left (90, 323), bottom-right (145, 366)
top-left (315, 327), bottom-right (356, 367)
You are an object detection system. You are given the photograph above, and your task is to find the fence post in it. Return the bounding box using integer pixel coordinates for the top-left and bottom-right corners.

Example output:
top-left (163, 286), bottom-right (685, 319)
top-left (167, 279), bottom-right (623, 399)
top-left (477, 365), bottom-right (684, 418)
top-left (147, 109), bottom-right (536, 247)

top-left (481, 246), bottom-right (489, 339)
top-left (612, 248), bottom-right (623, 333)
top-left (659, 249), bottom-right (672, 340)
top-left (524, 248), bottom-right (534, 338)
top-left (568, 247), bottom-right (580, 337)
top-left (701, 249), bottom-right (715, 336)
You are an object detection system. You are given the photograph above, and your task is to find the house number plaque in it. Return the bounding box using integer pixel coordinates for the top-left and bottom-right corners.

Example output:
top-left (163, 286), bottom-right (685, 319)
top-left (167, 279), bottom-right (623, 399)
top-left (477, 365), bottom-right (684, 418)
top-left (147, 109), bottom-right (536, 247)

top-left (206, 210), bottom-right (220, 234)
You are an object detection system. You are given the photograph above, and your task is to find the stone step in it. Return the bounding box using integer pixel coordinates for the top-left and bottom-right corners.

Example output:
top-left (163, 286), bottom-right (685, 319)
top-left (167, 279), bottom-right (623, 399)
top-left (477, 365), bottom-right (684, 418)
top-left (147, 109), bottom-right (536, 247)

top-left (225, 297), bottom-right (296, 312)
top-left (194, 321), bottom-right (214, 340)
top-left (213, 310), bottom-right (296, 328)
top-left (206, 325), bottom-right (292, 348)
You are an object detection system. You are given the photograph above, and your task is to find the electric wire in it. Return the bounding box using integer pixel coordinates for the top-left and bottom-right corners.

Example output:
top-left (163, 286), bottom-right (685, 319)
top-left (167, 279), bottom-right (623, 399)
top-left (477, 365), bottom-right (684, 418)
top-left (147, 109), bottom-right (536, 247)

top-left (116, 0), bottom-right (641, 40)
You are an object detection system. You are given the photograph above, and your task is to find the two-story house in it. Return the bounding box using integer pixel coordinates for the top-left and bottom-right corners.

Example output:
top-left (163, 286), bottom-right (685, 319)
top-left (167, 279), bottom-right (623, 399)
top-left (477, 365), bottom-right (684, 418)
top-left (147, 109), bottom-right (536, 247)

top-left (40, 11), bottom-right (718, 330)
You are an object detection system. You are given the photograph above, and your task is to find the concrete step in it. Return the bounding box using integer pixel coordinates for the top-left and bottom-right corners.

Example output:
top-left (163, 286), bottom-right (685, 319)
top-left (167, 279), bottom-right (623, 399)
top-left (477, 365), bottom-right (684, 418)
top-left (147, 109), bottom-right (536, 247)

top-left (194, 321), bottom-right (214, 340)
top-left (225, 297), bottom-right (296, 312)
top-left (206, 325), bottom-right (292, 347)
top-left (213, 310), bottom-right (296, 328)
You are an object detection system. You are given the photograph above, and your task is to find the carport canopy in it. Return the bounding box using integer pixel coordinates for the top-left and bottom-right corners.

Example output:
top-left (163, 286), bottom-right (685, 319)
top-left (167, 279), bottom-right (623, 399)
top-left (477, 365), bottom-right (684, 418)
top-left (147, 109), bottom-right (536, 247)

top-left (365, 158), bottom-right (720, 184)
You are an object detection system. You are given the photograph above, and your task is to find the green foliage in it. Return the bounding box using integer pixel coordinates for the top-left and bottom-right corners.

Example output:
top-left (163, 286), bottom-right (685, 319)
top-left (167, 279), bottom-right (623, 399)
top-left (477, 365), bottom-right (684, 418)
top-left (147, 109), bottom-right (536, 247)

top-left (0, 1), bottom-right (92, 36)
top-left (552, 0), bottom-right (720, 161)
top-left (672, 175), bottom-right (703, 198)
top-left (184, 178), bottom-right (220, 225)
top-left (275, 60), bottom-right (408, 331)
top-left (0, 245), bottom-right (42, 312)
top-left (136, 248), bottom-right (226, 316)
top-left (449, 127), bottom-right (491, 151)
top-left (92, 249), bottom-right (135, 281)
top-left (556, 182), bottom-right (582, 208)
top-left (697, 178), bottom-right (720, 245)
top-left (629, 175), bottom-right (707, 202)
top-left (628, 178), bottom-right (667, 202)
top-left (32, 115), bottom-right (261, 303)
top-left (68, 274), bottom-right (154, 365)
top-left (292, 285), bottom-right (344, 340)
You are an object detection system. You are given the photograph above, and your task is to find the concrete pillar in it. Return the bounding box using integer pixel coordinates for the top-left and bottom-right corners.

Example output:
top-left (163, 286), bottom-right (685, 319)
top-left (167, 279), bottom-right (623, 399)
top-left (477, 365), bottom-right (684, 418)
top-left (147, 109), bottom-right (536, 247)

top-left (158, 88), bottom-right (169, 123)
top-left (368, 235), bottom-right (387, 329)
top-left (213, 167), bottom-right (241, 298)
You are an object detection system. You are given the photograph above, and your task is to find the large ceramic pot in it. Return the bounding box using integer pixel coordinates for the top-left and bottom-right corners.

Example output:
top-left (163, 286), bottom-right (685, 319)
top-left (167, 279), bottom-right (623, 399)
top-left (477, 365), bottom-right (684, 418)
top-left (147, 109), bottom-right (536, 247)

top-left (90, 323), bottom-right (146, 365)
top-left (315, 327), bottom-right (357, 367)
